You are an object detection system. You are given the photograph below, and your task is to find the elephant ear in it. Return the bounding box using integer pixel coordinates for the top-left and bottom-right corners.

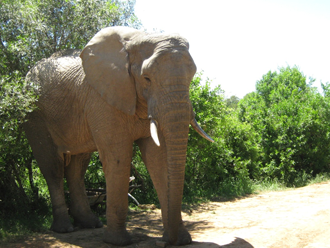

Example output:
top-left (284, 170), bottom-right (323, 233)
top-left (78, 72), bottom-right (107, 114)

top-left (80, 27), bottom-right (138, 115)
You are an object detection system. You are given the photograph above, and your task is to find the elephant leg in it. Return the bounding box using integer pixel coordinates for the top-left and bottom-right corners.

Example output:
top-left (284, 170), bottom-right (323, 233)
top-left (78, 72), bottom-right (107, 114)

top-left (137, 137), bottom-right (191, 245)
top-left (64, 153), bottom-right (103, 229)
top-left (23, 114), bottom-right (73, 233)
top-left (99, 142), bottom-right (133, 246)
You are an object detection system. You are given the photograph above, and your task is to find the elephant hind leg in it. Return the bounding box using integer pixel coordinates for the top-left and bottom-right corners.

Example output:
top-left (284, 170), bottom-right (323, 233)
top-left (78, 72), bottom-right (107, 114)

top-left (64, 153), bottom-right (103, 229)
top-left (23, 114), bottom-right (73, 233)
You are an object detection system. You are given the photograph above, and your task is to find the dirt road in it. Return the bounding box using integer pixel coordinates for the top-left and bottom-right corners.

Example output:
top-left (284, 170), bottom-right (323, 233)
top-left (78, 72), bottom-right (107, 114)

top-left (3, 181), bottom-right (330, 248)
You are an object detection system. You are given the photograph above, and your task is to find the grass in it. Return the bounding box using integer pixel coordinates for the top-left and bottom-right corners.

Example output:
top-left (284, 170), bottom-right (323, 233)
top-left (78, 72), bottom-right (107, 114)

top-left (183, 172), bottom-right (330, 204)
top-left (307, 172), bottom-right (330, 185)
top-left (253, 172), bottom-right (330, 193)
top-left (252, 178), bottom-right (287, 193)
top-left (0, 197), bottom-right (52, 243)
top-left (0, 212), bottom-right (52, 243)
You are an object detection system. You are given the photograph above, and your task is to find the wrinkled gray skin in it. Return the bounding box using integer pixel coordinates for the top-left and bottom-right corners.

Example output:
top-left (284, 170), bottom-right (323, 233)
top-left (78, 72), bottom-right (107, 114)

top-left (24, 27), bottom-right (213, 246)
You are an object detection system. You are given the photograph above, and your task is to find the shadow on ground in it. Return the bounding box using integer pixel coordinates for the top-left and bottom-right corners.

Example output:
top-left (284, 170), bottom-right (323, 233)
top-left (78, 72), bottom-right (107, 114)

top-left (2, 212), bottom-right (253, 247)
top-left (2, 206), bottom-right (254, 248)
top-left (5, 231), bottom-right (253, 248)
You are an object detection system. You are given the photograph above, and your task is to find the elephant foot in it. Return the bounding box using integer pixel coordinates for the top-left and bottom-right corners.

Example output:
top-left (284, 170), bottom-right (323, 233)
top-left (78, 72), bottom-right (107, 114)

top-left (162, 225), bottom-right (192, 246)
top-left (73, 214), bottom-right (103, 229)
top-left (71, 211), bottom-right (103, 228)
top-left (103, 227), bottom-right (132, 246)
top-left (70, 206), bottom-right (103, 229)
top-left (51, 217), bottom-right (75, 233)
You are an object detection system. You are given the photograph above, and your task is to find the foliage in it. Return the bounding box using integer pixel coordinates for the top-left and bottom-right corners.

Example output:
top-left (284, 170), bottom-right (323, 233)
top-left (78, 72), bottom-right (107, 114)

top-left (238, 66), bottom-right (330, 185)
top-left (0, 0), bottom-right (140, 76)
top-left (225, 95), bottom-right (240, 109)
top-left (183, 74), bottom-right (258, 201)
top-left (0, 71), bottom-right (51, 240)
top-left (0, 209), bottom-right (52, 241)
top-left (0, 72), bottom-right (40, 211)
top-left (84, 153), bottom-right (106, 189)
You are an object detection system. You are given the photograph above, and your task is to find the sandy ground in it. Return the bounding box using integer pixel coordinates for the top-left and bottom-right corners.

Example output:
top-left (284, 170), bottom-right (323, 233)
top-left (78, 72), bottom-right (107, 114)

top-left (2, 181), bottom-right (330, 248)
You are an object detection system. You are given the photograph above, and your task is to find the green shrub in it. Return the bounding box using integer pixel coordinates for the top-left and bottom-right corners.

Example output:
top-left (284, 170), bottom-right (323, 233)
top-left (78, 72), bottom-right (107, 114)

top-left (183, 74), bottom-right (259, 201)
top-left (238, 66), bottom-right (330, 185)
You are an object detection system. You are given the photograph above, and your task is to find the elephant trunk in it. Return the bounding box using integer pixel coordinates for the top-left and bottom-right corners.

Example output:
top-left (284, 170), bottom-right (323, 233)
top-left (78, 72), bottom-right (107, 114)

top-left (156, 99), bottom-right (192, 244)
top-left (164, 127), bottom-right (190, 244)
top-left (148, 84), bottom-right (213, 244)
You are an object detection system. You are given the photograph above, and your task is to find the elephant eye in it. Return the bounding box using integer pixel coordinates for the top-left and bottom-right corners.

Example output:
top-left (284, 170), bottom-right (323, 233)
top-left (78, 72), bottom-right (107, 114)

top-left (144, 76), bottom-right (151, 85)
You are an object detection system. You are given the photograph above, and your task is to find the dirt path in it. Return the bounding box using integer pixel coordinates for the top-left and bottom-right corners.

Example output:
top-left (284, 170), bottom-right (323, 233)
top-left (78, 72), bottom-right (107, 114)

top-left (3, 181), bottom-right (330, 248)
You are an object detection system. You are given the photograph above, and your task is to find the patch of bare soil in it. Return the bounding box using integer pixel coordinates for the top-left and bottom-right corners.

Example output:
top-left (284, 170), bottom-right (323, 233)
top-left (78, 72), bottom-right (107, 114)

top-left (2, 182), bottom-right (330, 248)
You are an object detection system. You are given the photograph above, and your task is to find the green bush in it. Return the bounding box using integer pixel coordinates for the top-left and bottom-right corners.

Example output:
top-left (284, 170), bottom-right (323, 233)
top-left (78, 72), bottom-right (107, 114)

top-left (184, 75), bottom-right (259, 201)
top-left (238, 66), bottom-right (330, 185)
top-left (0, 72), bottom-right (40, 213)
top-left (0, 72), bottom-right (51, 240)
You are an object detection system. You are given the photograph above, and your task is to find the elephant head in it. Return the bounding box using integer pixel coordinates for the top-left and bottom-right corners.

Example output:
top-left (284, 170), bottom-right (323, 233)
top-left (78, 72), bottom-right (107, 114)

top-left (80, 27), bottom-right (213, 245)
top-left (81, 27), bottom-right (213, 144)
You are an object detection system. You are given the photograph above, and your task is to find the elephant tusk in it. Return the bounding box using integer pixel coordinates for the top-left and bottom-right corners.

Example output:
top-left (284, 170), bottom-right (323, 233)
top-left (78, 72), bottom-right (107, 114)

top-left (150, 119), bottom-right (160, 146)
top-left (190, 119), bottom-right (214, 143)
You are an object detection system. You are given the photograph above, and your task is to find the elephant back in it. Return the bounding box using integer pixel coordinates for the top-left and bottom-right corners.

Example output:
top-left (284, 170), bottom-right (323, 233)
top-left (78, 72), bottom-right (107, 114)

top-left (26, 49), bottom-right (84, 96)
top-left (49, 49), bottom-right (81, 59)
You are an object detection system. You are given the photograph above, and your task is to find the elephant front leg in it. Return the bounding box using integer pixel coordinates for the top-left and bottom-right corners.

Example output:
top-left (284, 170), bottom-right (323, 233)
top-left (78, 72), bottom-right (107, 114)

top-left (100, 145), bottom-right (133, 246)
top-left (137, 137), bottom-right (192, 245)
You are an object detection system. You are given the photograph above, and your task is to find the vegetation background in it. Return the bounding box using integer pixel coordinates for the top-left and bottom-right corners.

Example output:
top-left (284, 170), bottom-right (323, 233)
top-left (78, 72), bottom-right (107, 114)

top-left (1, 0), bottom-right (330, 240)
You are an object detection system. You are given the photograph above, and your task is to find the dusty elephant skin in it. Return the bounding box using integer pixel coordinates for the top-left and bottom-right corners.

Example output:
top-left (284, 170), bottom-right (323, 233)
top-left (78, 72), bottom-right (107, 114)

top-left (23, 26), bottom-right (213, 246)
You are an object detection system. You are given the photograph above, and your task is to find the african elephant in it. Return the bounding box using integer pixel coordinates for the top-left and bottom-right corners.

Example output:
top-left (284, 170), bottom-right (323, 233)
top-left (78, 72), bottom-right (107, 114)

top-left (24, 26), bottom-right (213, 246)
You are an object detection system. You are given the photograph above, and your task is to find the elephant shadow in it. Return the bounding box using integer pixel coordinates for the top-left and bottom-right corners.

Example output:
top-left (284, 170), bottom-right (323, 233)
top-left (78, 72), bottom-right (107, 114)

top-left (222, 237), bottom-right (254, 247)
top-left (40, 220), bottom-right (254, 248)
top-left (13, 204), bottom-right (254, 247)
top-left (183, 237), bottom-right (254, 248)
top-left (42, 232), bottom-right (253, 248)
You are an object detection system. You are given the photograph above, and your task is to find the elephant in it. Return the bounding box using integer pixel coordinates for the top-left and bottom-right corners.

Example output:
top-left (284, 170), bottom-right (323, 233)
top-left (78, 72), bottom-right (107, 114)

top-left (24, 26), bottom-right (214, 246)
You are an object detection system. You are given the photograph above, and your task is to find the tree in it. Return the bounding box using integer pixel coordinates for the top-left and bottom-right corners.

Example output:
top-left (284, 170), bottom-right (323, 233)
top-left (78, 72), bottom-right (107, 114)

top-left (225, 95), bottom-right (240, 109)
top-left (0, 0), bottom-right (141, 76)
top-left (238, 66), bottom-right (330, 185)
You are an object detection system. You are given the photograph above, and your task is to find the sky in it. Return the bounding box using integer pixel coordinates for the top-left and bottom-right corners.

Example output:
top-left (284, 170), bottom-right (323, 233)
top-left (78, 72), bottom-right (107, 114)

top-left (134, 0), bottom-right (330, 98)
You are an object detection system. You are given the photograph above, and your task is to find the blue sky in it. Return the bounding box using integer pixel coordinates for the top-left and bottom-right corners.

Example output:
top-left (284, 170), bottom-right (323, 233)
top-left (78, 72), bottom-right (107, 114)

top-left (135, 0), bottom-right (330, 98)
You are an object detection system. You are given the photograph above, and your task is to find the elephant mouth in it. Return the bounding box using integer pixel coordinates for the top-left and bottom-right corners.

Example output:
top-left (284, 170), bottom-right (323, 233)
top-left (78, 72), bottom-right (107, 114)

top-left (149, 117), bottom-right (214, 147)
